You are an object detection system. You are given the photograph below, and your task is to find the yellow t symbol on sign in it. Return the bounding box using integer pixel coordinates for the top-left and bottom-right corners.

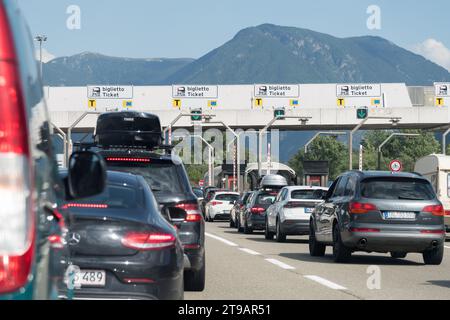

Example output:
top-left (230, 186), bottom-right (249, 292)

top-left (88, 99), bottom-right (96, 108)
top-left (337, 98), bottom-right (345, 107)
top-left (255, 98), bottom-right (263, 107)
top-left (173, 99), bottom-right (181, 108)
top-left (436, 98), bottom-right (444, 106)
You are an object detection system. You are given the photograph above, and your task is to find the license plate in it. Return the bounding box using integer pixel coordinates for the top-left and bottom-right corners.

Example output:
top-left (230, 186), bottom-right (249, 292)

top-left (383, 211), bottom-right (416, 220)
top-left (305, 208), bottom-right (314, 213)
top-left (72, 270), bottom-right (106, 288)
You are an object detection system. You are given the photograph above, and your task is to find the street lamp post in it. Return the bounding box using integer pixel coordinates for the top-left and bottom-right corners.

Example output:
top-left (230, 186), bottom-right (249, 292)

top-left (442, 128), bottom-right (450, 155)
top-left (258, 116), bottom-right (311, 177)
top-left (377, 133), bottom-right (420, 170)
top-left (348, 116), bottom-right (401, 170)
top-left (304, 131), bottom-right (346, 153)
top-left (34, 35), bottom-right (47, 80)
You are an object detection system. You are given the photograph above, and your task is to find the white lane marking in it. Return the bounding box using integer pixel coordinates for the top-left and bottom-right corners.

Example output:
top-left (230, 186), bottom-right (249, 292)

top-left (239, 248), bottom-right (261, 255)
top-left (444, 246), bottom-right (450, 249)
top-left (265, 258), bottom-right (296, 270)
top-left (205, 232), bottom-right (238, 247)
top-left (304, 275), bottom-right (347, 290)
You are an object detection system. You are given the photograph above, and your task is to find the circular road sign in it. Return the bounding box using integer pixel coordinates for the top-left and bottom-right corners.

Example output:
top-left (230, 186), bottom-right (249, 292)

top-left (389, 159), bottom-right (403, 172)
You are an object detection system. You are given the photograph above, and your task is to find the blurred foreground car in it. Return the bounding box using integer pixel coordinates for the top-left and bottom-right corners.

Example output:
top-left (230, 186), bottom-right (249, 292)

top-left (310, 171), bottom-right (445, 264)
top-left (0, 0), bottom-right (105, 300)
top-left (58, 171), bottom-right (184, 300)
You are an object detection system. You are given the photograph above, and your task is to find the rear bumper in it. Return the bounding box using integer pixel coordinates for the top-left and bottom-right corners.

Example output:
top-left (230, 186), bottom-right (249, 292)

top-left (184, 246), bottom-right (205, 271)
top-left (248, 215), bottom-right (266, 230)
top-left (342, 225), bottom-right (445, 253)
top-left (281, 220), bottom-right (309, 235)
top-left (211, 213), bottom-right (231, 220)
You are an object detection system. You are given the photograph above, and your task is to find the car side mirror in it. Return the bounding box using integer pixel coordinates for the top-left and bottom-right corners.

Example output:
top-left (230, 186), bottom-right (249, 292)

top-left (67, 151), bottom-right (106, 200)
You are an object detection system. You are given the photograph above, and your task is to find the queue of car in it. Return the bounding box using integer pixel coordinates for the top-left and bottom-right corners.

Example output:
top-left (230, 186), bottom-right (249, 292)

top-left (205, 170), bottom-right (445, 266)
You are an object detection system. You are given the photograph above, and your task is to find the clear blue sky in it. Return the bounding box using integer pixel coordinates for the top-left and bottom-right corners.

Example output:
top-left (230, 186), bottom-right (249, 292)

top-left (16, 0), bottom-right (450, 59)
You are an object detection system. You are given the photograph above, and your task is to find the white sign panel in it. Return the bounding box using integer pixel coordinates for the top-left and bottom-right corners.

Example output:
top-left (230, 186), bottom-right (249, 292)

top-left (254, 84), bottom-right (300, 98)
top-left (172, 85), bottom-right (218, 98)
top-left (435, 83), bottom-right (450, 97)
top-left (87, 86), bottom-right (133, 99)
top-left (336, 84), bottom-right (381, 97)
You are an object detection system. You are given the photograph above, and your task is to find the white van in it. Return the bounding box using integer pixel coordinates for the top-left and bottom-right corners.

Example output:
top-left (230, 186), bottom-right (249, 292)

top-left (414, 154), bottom-right (450, 234)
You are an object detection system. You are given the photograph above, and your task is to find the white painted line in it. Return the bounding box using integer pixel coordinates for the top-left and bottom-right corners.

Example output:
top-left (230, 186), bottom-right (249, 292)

top-left (205, 232), bottom-right (238, 247)
top-left (444, 246), bottom-right (450, 249)
top-left (265, 258), bottom-right (296, 270)
top-left (239, 248), bottom-right (261, 255)
top-left (304, 275), bottom-right (347, 290)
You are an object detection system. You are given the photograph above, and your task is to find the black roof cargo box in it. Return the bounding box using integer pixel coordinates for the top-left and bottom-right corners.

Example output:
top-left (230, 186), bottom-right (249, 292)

top-left (94, 111), bottom-right (162, 149)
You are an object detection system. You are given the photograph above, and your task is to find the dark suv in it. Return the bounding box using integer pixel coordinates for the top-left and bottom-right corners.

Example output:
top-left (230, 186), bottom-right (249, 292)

top-left (0, 0), bottom-right (105, 300)
top-left (100, 149), bottom-right (205, 291)
top-left (239, 190), bottom-right (279, 234)
top-left (309, 171), bottom-right (445, 265)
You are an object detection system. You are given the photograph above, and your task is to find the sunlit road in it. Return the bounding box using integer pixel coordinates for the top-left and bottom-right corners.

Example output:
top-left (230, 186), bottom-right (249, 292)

top-left (186, 222), bottom-right (450, 300)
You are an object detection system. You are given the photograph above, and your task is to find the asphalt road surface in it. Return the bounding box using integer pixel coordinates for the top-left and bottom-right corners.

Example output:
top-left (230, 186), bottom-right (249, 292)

top-left (186, 221), bottom-right (450, 300)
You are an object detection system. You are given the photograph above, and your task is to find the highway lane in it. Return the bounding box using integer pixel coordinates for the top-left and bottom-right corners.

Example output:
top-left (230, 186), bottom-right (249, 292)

top-left (186, 221), bottom-right (450, 300)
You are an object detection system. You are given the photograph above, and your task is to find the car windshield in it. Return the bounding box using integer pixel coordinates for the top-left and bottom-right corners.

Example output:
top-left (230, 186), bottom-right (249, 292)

top-left (215, 194), bottom-right (239, 201)
top-left (360, 178), bottom-right (435, 200)
top-left (291, 189), bottom-right (326, 200)
top-left (256, 193), bottom-right (277, 205)
top-left (66, 184), bottom-right (142, 209)
top-left (107, 163), bottom-right (186, 193)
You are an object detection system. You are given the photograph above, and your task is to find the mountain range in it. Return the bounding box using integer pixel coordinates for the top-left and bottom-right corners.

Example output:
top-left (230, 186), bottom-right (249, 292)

top-left (43, 24), bottom-right (450, 86)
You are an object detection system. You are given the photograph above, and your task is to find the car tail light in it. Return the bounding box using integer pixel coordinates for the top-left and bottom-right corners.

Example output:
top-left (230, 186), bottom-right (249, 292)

top-left (0, 4), bottom-right (35, 294)
top-left (444, 210), bottom-right (450, 216)
top-left (349, 202), bottom-right (378, 214)
top-left (123, 277), bottom-right (155, 284)
top-left (420, 229), bottom-right (445, 234)
top-left (250, 207), bottom-right (265, 214)
top-left (423, 205), bottom-right (444, 217)
top-left (284, 202), bottom-right (303, 209)
top-left (122, 232), bottom-right (176, 250)
top-left (175, 203), bottom-right (203, 222)
top-left (48, 235), bottom-right (64, 249)
top-left (350, 228), bottom-right (380, 233)
top-left (105, 157), bottom-right (151, 163)
top-left (210, 201), bottom-right (223, 206)
top-left (62, 203), bottom-right (108, 209)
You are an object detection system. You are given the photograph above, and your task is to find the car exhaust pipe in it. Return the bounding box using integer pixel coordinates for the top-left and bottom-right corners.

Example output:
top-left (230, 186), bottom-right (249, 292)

top-left (358, 238), bottom-right (368, 248)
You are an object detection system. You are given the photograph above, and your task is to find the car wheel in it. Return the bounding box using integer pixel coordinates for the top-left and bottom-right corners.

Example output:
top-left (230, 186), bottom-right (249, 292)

top-left (390, 252), bottom-right (407, 259)
top-left (244, 220), bottom-right (253, 234)
top-left (423, 244), bottom-right (444, 265)
top-left (265, 218), bottom-right (275, 240)
top-left (332, 223), bottom-right (352, 263)
top-left (184, 254), bottom-right (206, 291)
top-left (276, 219), bottom-right (286, 242)
top-left (229, 215), bottom-right (235, 228)
top-left (309, 221), bottom-right (326, 257)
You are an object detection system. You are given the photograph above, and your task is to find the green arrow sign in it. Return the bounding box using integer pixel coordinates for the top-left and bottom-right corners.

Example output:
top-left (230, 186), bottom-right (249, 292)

top-left (357, 108), bottom-right (368, 119)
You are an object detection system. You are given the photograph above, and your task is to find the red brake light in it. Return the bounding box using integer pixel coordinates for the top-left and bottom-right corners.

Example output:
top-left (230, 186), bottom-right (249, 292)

top-left (444, 210), bottom-right (450, 216)
top-left (211, 201), bottom-right (223, 206)
top-left (175, 203), bottom-right (203, 222)
top-left (106, 157), bottom-right (151, 163)
top-left (349, 202), bottom-right (378, 214)
top-left (63, 203), bottom-right (108, 209)
top-left (423, 205), bottom-right (444, 217)
top-left (122, 232), bottom-right (176, 250)
top-left (251, 207), bottom-right (265, 214)
top-left (420, 229), bottom-right (445, 234)
top-left (0, 4), bottom-right (35, 294)
top-left (123, 278), bottom-right (155, 284)
top-left (350, 228), bottom-right (380, 233)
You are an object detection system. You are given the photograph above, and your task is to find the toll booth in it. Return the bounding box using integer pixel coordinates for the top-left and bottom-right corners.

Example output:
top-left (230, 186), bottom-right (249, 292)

top-left (302, 160), bottom-right (329, 187)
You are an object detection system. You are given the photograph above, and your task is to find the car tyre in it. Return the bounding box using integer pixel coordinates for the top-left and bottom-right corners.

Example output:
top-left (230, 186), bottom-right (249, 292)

top-left (276, 218), bottom-right (286, 242)
top-left (309, 221), bottom-right (326, 257)
top-left (184, 254), bottom-right (206, 291)
top-left (265, 218), bottom-right (275, 240)
top-left (390, 252), bottom-right (407, 259)
top-left (423, 244), bottom-right (444, 265)
top-left (332, 223), bottom-right (352, 263)
top-left (244, 220), bottom-right (253, 234)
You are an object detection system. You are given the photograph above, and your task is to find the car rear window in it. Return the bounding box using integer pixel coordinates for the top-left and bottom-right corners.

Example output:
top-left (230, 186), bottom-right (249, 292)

top-left (66, 184), bottom-right (143, 209)
top-left (106, 162), bottom-right (186, 193)
top-left (256, 193), bottom-right (277, 205)
top-left (215, 194), bottom-right (239, 201)
top-left (291, 189), bottom-right (326, 200)
top-left (360, 178), bottom-right (435, 200)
